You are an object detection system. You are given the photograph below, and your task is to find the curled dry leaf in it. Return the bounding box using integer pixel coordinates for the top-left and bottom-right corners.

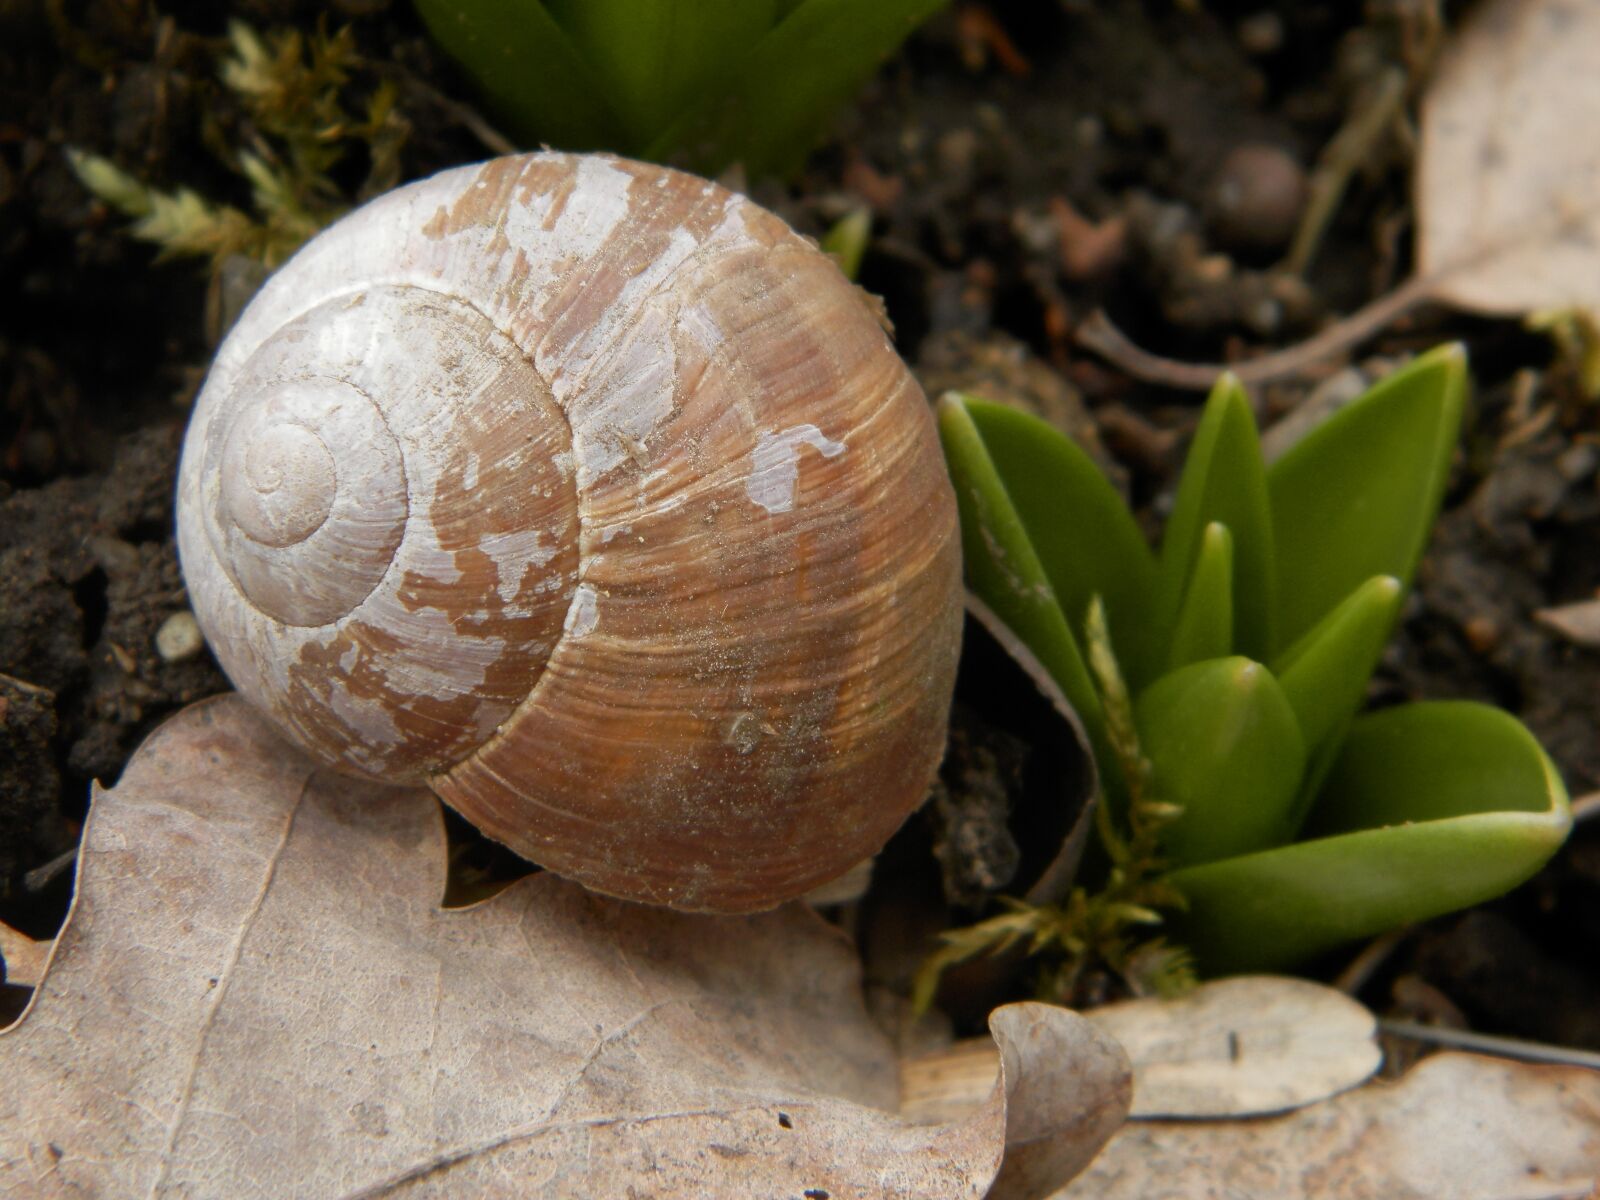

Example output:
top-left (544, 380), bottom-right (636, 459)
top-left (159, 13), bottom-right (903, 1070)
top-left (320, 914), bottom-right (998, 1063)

top-left (1058, 1051), bottom-right (1600, 1200)
top-left (897, 1011), bottom-right (1133, 1200)
top-left (0, 696), bottom-right (1131, 1198)
top-left (900, 977), bottom-right (1380, 1125)
top-left (1084, 976), bottom-right (1380, 1119)
top-left (964, 593), bottom-right (1100, 905)
top-left (1419, 0), bottom-right (1600, 316)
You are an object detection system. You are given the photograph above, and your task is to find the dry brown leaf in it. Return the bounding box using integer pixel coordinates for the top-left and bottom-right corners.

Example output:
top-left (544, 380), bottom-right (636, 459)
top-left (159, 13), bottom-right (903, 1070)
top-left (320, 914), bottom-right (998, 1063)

top-left (1057, 1051), bottom-right (1600, 1200)
top-left (1535, 598), bottom-right (1600, 650)
top-left (900, 977), bottom-right (1379, 1126)
top-left (0, 924), bottom-right (50, 989)
top-left (0, 696), bottom-right (1130, 1198)
top-left (1084, 976), bottom-right (1380, 1118)
top-left (1419, 0), bottom-right (1600, 316)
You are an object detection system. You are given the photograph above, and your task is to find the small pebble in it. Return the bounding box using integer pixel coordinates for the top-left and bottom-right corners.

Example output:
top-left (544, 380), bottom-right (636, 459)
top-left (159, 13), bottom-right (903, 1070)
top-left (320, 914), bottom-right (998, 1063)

top-left (1238, 12), bottom-right (1285, 56)
top-left (1193, 252), bottom-right (1234, 283)
top-left (1245, 296), bottom-right (1283, 336)
top-left (1462, 615), bottom-right (1500, 655)
top-left (155, 611), bottom-right (204, 663)
top-left (1207, 144), bottom-right (1308, 251)
top-left (1555, 442), bottom-right (1598, 483)
top-left (936, 128), bottom-right (980, 181)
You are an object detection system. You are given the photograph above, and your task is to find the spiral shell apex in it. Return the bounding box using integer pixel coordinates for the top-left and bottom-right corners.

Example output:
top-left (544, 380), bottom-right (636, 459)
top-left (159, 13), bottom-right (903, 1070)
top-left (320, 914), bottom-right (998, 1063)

top-left (176, 152), bottom-right (963, 913)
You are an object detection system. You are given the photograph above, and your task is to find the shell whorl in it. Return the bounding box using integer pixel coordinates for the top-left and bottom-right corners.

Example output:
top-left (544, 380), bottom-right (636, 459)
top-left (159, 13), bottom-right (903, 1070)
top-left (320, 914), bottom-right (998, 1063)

top-left (177, 152), bottom-right (963, 912)
top-left (187, 283), bottom-right (579, 781)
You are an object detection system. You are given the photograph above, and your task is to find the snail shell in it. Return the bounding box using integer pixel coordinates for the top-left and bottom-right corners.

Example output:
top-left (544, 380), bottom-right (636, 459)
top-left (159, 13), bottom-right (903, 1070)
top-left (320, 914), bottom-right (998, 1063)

top-left (176, 152), bottom-right (962, 913)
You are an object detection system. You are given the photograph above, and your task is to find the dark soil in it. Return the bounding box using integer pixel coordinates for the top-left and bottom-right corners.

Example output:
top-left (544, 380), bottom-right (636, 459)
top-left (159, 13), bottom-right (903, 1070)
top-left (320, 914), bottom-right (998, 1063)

top-left (3, 0), bottom-right (1597, 1050)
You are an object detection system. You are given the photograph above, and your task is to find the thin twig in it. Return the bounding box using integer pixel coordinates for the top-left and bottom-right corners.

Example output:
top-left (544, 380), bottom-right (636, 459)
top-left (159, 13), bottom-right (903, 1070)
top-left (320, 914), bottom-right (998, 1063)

top-left (1379, 1019), bottom-right (1600, 1072)
top-left (22, 847), bottom-right (77, 895)
top-left (1333, 927), bottom-right (1411, 996)
top-left (386, 68), bottom-right (518, 157)
top-left (1284, 66), bottom-right (1410, 278)
top-left (1569, 791), bottom-right (1600, 824)
top-left (1074, 273), bottom-right (1434, 390)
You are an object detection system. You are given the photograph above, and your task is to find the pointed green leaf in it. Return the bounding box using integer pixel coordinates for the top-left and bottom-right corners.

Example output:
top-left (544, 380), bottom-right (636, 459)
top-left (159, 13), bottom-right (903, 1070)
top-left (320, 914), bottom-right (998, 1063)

top-left (412, 0), bottom-right (628, 150)
top-left (957, 397), bottom-right (1162, 687)
top-left (645, 0), bottom-right (950, 177)
top-left (936, 394), bottom-right (1101, 734)
top-left (1267, 344), bottom-right (1467, 650)
top-left (1273, 575), bottom-right (1403, 755)
top-left (1158, 373), bottom-right (1276, 663)
top-left (820, 206), bottom-right (872, 281)
top-left (1304, 700), bottom-right (1566, 835)
top-left (1135, 657), bottom-right (1306, 867)
top-left (1168, 701), bottom-right (1570, 972)
top-left (542, 0), bottom-right (775, 147)
top-left (1167, 522), bottom-right (1234, 671)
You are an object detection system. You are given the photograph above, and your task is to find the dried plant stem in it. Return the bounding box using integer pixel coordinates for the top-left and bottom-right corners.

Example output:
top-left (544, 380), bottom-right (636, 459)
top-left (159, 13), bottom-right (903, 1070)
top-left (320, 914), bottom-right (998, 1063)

top-left (1284, 66), bottom-right (1410, 278)
top-left (1075, 273), bottom-right (1435, 390)
top-left (1380, 1020), bottom-right (1600, 1072)
top-left (1569, 790), bottom-right (1600, 824)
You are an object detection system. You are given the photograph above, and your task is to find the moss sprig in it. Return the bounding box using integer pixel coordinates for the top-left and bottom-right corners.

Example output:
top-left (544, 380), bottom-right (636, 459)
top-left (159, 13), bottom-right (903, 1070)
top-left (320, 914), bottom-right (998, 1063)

top-left (69, 20), bottom-right (409, 277)
top-left (914, 598), bottom-right (1195, 1014)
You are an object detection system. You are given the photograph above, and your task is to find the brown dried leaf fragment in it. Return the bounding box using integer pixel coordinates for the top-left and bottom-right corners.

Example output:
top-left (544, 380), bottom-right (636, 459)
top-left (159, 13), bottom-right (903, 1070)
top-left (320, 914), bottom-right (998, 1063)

top-left (1418, 0), bottom-right (1600, 317)
top-left (1535, 597), bottom-right (1600, 651)
top-left (0, 924), bottom-right (49, 989)
top-left (1057, 1051), bottom-right (1600, 1200)
top-left (901, 976), bottom-right (1380, 1129)
top-left (0, 696), bottom-right (1129, 1198)
top-left (1084, 976), bottom-right (1380, 1119)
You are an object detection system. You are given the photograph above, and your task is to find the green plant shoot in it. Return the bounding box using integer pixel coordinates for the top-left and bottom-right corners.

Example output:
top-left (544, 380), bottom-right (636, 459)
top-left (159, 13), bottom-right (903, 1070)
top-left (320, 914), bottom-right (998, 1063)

top-left (936, 346), bottom-right (1571, 973)
top-left (412, 0), bottom-right (947, 177)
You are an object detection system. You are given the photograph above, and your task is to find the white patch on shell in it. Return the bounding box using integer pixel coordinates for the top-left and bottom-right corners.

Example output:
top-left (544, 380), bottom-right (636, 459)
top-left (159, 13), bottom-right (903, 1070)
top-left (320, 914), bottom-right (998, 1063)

top-left (526, 157), bottom-right (635, 261)
top-left (322, 675), bottom-right (404, 758)
top-left (677, 301), bottom-right (726, 358)
top-left (563, 584), bottom-right (599, 639)
top-left (475, 528), bottom-right (558, 610)
top-left (560, 223), bottom-right (706, 487)
top-left (745, 425), bottom-right (848, 514)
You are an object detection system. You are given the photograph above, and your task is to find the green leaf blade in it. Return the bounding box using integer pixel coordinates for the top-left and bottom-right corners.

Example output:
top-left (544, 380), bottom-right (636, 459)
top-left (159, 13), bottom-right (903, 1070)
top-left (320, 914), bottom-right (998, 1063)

top-left (819, 206), bottom-right (871, 281)
top-left (936, 394), bottom-right (1101, 734)
top-left (1166, 522), bottom-right (1234, 671)
top-left (1266, 344), bottom-right (1467, 650)
top-left (959, 397), bottom-right (1161, 688)
top-left (1169, 701), bottom-right (1570, 972)
top-left (1272, 574), bottom-right (1403, 756)
top-left (645, 0), bottom-right (949, 177)
top-left (1158, 373), bottom-right (1276, 663)
top-left (1305, 700), bottom-right (1566, 833)
top-left (541, 0), bottom-right (775, 149)
top-left (1135, 656), bottom-right (1306, 867)
top-left (412, 0), bottom-right (629, 150)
